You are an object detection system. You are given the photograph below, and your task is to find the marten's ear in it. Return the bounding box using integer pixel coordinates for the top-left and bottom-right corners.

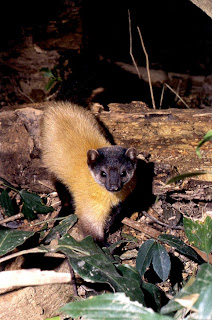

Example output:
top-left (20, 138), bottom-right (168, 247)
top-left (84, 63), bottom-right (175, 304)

top-left (87, 149), bottom-right (100, 165)
top-left (125, 148), bottom-right (137, 162)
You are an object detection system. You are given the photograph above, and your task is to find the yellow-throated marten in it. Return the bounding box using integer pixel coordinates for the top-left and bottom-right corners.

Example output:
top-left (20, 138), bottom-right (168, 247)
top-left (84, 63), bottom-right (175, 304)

top-left (41, 102), bottom-right (137, 241)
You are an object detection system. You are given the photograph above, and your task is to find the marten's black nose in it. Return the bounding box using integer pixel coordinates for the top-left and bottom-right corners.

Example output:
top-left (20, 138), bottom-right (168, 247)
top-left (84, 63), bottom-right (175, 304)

top-left (108, 185), bottom-right (120, 192)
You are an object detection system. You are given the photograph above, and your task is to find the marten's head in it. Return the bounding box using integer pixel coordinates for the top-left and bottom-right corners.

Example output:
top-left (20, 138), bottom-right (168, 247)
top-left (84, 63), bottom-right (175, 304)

top-left (87, 146), bottom-right (137, 192)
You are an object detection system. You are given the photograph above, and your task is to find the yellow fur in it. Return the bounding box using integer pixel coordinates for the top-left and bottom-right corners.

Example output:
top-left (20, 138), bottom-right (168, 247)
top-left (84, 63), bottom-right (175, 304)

top-left (41, 102), bottom-right (135, 240)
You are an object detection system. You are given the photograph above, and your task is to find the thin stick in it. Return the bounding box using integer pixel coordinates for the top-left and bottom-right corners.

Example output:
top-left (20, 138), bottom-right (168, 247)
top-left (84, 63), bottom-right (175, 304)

top-left (0, 247), bottom-right (48, 264)
top-left (137, 26), bottom-right (156, 109)
top-left (128, 10), bottom-right (141, 79)
top-left (164, 83), bottom-right (190, 108)
top-left (18, 89), bottom-right (35, 103)
top-left (175, 78), bottom-right (182, 101)
top-left (0, 213), bottom-right (24, 225)
top-left (142, 211), bottom-right (183, 230)
top-left (160, 84), bottom-right (165, 108)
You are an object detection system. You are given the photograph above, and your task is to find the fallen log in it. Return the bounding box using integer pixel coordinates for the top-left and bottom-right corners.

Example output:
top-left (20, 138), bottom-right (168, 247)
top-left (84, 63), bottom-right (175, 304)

top-left (0, 101), bottom-right (211, 194)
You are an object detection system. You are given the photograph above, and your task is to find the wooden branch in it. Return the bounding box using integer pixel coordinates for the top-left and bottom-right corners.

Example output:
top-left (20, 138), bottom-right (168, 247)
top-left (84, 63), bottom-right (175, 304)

top-left (0, 213), bottom-right (24, 225)
top-left (115, 61), bottom-right (205, 86)
top-left (122, 217), bottom-right (161, 239)
top-left (0, 269), bottom-right (71, 290)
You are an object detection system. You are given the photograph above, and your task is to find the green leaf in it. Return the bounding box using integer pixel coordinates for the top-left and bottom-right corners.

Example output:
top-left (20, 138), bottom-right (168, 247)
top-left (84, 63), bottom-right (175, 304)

top-left (0, 229), bottom-right (35, 256)
top-left (44, 214), bottom-right (77, 243)
top-left (57, 235), bottom-right (144, 303)
top-left (166, 171), bottom-right (208, 184)
top-left (161, 263), bottom-right (212, 318)
top-left (58, 234), bottom-right (121, 276)
top-left (40, 67), bottom-right (54, 78)
top-left (0, 190), bottom-right (14, 216)
top-left (158, 234), bottom-right (201, 262)
top-left (198, 284), bottom-right (212, 320)
top-left (107, 239), bottom-right (133, 254)
top-left (118, 264), bottom-right (141, 283)
top-left (152, 243), bottom-right (171, 282)
top-left (45, 78), bottom-right (57, 91)
top-left (184, 216), bottom-right (212, 254)
top-left (141, 282), bottom-right (163, 312)
top-left (19, 190), bottom-right (54, 214)
top-left (51, 66), bottom-right (61, 79)
top-left (60, 292), bottom-right (174, 320)
top-left (116, 264), bottom-right (145, 304)
top-left (136, 239), bottom-right (155, 277)
top-left (21, 202), bottom-right (37, 220)
top-left (196, 130), bottom-right (212, 158)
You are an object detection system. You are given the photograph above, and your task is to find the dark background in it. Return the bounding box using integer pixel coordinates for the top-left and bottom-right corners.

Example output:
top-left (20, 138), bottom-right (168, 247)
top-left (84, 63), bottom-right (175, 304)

top-left (1, 0), bottom-right (212, 107)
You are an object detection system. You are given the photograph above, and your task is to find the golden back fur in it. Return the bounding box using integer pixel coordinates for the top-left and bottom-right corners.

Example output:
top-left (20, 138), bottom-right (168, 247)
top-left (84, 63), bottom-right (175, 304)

top-left (41, 102), bottom-right (136, 240)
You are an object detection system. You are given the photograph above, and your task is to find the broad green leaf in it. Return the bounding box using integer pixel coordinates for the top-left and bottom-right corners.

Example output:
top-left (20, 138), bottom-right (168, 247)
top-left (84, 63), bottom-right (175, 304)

top-left (198, 283), bottom-right (212, 320)
top-left (58, 235), bottom-right (144, 303)
top-left (60, 292), bottom-right (174, 320)
top-left (21, 202), bottom-right (37, 219)
top-left (0, 190), bottom-right (14, 216)
top-left (184, 216), bottom-right (212, 254)
top-left (161, 263), bottom-right (212, 319)
top-left (166, 171), bottom-right (208, 184)
top-left (102, 246), bottom-right (121, 264)
top-left (136, 239), bottom-right (155, 277)
top-left (107, 239), bottom-right (133, 254)
top-left (116, 264), bottom-right (145, 304)
top-left (19, 190), bottom-right (54, 214)
top-left (57, 233), bottom-right (90, 257)
top-left (58, 234), bottom-right (121, 279)
top-left (152, 243), bottom-right (171, 282)
top-left (141, 282), bottom-right (163, 312)
top-left (44, 214), bottom-right (77, 243)
top-left (0, 229), bottom-right (35, 256)
top-left (196, 130), bottom-right (212, 158)
top-left (158, 234), bottom-right (201, 262)
top-left (118, 264), bottom-right (141, 283)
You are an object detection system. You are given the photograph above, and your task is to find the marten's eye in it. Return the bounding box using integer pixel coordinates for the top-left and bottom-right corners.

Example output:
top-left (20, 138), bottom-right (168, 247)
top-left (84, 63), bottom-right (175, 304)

top-left (121, 170), bottom-right (127, 177)
top-left (101, 171), bottom-right (107, 177)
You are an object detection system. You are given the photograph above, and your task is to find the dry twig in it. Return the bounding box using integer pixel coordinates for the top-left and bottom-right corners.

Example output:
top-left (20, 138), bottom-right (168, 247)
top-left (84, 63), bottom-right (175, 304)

top-left (122, 217), bottom-right (161, 239)
top-left (0, 213), bottom-right (24, 225)
top-left (137, 26), bottom-right (156, 109)
top-left (142, 210), bottom-right (183, 230)
top-left (128, 10), bottom-right (141, 79)
top-left (0, 247), bottom-right (47, 264)
top-left (164, 83), bottom-right (190, 108)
